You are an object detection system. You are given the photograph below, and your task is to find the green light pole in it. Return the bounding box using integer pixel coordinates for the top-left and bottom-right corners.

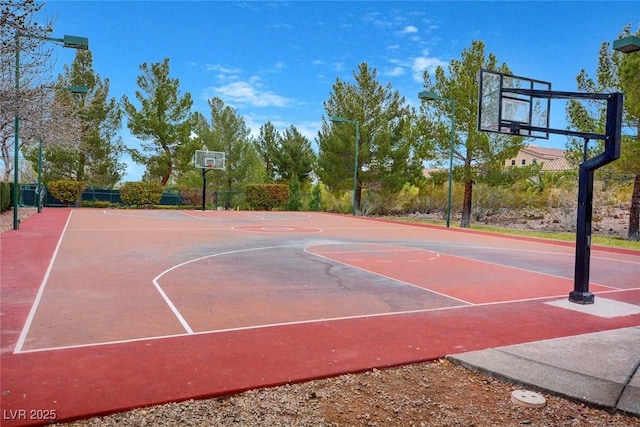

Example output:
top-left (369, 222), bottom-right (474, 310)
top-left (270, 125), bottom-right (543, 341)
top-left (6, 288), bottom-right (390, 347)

top-left (419, 91), bottom-right (456, 228)
top-left (330, 116), bottom-right (360, 216)
top-left (13, 33), bottom-right (88, 230)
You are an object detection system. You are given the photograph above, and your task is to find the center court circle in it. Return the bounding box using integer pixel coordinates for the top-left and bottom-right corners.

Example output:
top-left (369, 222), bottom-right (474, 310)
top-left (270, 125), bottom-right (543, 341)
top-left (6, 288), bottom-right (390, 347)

top-left (232, 225), bottom-right (322, 234)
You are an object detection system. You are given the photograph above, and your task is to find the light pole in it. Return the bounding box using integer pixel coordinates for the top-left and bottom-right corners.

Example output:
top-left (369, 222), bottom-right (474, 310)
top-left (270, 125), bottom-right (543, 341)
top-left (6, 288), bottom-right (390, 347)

top-left (330, 116), bottom-right (360, 216)
top-left (419, 91), bottom-right (456, 228)
top-left (36, 85), bottom-right (88, 213)
top-left (13, 32), bottom-right (88, 229)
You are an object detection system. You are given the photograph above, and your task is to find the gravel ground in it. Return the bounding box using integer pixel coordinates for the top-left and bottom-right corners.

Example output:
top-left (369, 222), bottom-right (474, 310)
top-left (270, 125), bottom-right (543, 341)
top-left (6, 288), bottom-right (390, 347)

top-left (52, 361), bottom-right (639, 426)
top-left (3, 208), bottom-right (639, 426)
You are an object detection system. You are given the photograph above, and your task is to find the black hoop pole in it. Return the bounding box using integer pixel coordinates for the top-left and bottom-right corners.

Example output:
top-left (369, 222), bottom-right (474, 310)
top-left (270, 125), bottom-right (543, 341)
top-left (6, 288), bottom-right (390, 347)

top-left (493, 87), bottom-right (623, 305)
top-left (201, 167), bottom-right (214, 211)
top-left (569, 92), bottom-right (623, 304)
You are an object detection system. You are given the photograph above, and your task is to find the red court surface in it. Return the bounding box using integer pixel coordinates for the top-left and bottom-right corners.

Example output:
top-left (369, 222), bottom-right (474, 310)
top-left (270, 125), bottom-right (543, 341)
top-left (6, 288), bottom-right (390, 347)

top-left (1, 208), bottom-right (639, 425)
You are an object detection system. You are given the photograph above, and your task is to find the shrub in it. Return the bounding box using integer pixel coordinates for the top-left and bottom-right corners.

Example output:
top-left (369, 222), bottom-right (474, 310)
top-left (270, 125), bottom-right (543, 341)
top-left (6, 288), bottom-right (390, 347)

top-left (245, 184), bottom-right (289, 210)
top-left (48, 180), bottom-right (84, 206)
top-left (81, 200), bottom-right (116, 208)
top-left (120, 182), bottom-right (164, 208)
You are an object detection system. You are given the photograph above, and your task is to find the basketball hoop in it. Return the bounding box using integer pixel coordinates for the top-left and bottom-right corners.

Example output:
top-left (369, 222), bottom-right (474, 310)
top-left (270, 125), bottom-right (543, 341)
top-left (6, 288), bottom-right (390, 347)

top-left (195, 150), bottom-right (226, 212)
top-left (195, 150), bottom-right (225, 170)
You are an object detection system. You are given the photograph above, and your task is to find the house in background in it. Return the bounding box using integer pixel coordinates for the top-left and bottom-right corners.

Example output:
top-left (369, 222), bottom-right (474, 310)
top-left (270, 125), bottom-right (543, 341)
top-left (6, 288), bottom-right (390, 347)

top-left (423, 145), bottom-right (573, 179)
top-left (505, 145), bottom-right (572, 172)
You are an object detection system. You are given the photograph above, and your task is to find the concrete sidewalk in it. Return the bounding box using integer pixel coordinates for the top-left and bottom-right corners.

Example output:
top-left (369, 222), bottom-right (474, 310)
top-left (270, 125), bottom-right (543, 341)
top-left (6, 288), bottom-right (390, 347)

top-left (448, 326), bottom-right (640, 416)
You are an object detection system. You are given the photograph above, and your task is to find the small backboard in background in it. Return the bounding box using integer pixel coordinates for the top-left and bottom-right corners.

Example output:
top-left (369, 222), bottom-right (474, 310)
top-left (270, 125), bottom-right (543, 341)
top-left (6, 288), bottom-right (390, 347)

top-left (478, 69), bottom-right (551, 139)
top-left (195, 150), bottom-right (226, 170)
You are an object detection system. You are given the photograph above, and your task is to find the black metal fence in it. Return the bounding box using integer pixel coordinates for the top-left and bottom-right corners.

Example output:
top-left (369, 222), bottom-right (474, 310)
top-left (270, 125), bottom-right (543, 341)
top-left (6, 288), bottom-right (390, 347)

top-left (19, 185), bottom-right (243, 209)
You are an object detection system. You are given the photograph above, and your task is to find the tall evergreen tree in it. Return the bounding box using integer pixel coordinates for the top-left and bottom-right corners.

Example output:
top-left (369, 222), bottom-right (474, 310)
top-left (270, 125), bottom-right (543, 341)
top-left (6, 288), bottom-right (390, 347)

top-left (318, 62), bottom-right (421, 213)
top-left (255, 121), bottom-right (279, 181)
top-left (31, 50), bottom-right (124, 187)
top-left (122, 58), bottom-right (192, 186)
top-left (566, 25), bottom-right (640, 240)
top-left (206, 97), bottom-right (262, 192)
top-left (421, 40), bottom-right (523, 228)
top-left (273, 125), bottom-right (315, 183)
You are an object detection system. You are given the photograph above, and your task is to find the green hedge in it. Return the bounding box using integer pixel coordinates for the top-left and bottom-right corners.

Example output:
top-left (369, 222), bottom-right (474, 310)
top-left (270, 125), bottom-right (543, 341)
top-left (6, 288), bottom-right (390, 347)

top-left (0, 182), bottom-right (12, 212)
top-left (244, 184), bottom-right (290, 210)
top-left (48, 180), bottom-right (84, 206)
top-left (120, 182), bottom-right (164, 208)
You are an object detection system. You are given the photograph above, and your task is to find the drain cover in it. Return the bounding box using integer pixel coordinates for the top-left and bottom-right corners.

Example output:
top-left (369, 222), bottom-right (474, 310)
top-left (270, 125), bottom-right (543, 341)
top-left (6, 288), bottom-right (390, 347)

top-left (511, 390), bottom-right (546, 408)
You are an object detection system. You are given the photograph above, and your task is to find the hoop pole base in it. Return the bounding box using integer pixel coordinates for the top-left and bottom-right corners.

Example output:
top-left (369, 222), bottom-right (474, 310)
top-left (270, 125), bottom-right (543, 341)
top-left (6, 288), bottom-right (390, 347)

top-left (569, 291), bottom-right (595, 305)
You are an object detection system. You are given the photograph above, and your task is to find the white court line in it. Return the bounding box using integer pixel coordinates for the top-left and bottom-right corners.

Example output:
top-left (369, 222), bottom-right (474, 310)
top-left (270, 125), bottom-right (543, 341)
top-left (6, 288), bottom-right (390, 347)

top-left (13, 210), bottom-right (74, 354)
top-left (20, 286), bottom-right (635, 354)
top-left (443, 249), bottom-right (623, 291)
top-left (415, 242), bottom-right (640, 265)
top-left (18, 236), bottom-right (638, 354)
top-left (151, 244), bottom-right (305, 335)
top-left (407, 243), bottom-right (628, 291)
top-left (304, 244), bottom-right (473, 306)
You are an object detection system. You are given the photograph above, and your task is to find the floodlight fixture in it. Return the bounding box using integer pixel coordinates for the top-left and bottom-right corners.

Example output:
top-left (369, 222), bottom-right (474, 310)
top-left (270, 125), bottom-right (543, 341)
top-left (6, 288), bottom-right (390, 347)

top-left (69, 85), bottom-right (89, 94)
top-left (62, 35), bottom-right (89, 50)
top-left (613, 35), bottom-right (640, 54)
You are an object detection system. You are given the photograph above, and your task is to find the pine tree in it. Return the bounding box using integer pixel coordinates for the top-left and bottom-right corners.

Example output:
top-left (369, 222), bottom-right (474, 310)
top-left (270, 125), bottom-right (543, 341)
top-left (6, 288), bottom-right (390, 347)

top-left (122, 58), bottom-right (192, 186)
top-left (32, 50), bottom-right (124, 188)
top-left (421, 41), bottom-right (523, 228)
top-left (318, 62), bottom-right (421, 213)
top-left (566, 25), bottom-right (640, 241)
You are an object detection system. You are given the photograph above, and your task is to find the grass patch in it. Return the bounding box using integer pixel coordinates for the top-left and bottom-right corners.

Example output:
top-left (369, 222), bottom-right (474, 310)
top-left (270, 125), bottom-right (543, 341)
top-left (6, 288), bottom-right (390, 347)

top-left (390, 217), bottom-right (640, 251)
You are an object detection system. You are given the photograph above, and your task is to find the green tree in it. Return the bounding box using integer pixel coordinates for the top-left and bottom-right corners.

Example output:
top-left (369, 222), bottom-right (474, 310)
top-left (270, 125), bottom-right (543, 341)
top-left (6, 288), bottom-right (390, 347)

top-left (203, 97), bottom-right (262, 192)
top-left (122, 58), bottom-right (193, 186)
top-left (318, 62), bottom-right (422, 213)
top-left (566, 25), bottom-right (640, 240)
top-left (272, 125), bottom-right (315, 183)
top-left (255, 121), bottom-right (279, 181)
top-left (29, 50), bottom-right (124, 188)
top-left (421, 40), bottom-right (523, 227)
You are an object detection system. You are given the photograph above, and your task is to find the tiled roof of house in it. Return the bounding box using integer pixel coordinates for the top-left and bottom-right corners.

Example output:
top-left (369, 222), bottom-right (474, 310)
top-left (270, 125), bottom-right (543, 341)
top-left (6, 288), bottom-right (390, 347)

top-left (541, 156), bottom-right (573, 171)
top-left (522, 145), bottom-right (566, 160)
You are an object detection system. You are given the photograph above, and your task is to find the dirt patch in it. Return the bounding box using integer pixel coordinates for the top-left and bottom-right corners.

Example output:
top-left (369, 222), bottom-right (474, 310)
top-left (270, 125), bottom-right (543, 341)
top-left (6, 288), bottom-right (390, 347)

top-left (55, 360), bottom-right (638, 426)
top-left (406, 204), bottom-right (631, 239)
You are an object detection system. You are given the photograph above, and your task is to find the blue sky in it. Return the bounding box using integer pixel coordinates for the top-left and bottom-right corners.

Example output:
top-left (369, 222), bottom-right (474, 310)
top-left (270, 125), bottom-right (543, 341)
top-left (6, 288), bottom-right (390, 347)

top-left (39, 1), bottom-right (637, 181)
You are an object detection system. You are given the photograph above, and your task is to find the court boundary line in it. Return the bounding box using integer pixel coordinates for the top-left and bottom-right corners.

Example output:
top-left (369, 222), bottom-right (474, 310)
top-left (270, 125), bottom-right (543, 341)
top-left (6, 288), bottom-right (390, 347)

top-left (304, 244), bottom-right (473, 305)
top-left (13, 210), bottom-right (74, 354)
top-left (416, 242), bottom-right (640, 265)
top-left (16, 215), bottom-right (638, 354)
top-left (15, 287), bottom-right (640, 355)
top-left (407, 242), bottom-right (624, 292)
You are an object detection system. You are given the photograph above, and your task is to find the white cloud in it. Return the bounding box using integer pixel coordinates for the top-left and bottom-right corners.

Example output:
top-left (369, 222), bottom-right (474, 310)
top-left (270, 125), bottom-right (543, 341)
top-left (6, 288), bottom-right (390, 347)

top-left (205, 64), bottom-right (241, 74)
top-left (209, 80), bottom-right (294, 108)
top-left (273, 60), bottom-right (287, 70)
top-left (411, 52), bottom-right (447, 82)
top-left (402, 25), bottom-right (418, 34)
top-left (385, 66), bottom-right (405, 77)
